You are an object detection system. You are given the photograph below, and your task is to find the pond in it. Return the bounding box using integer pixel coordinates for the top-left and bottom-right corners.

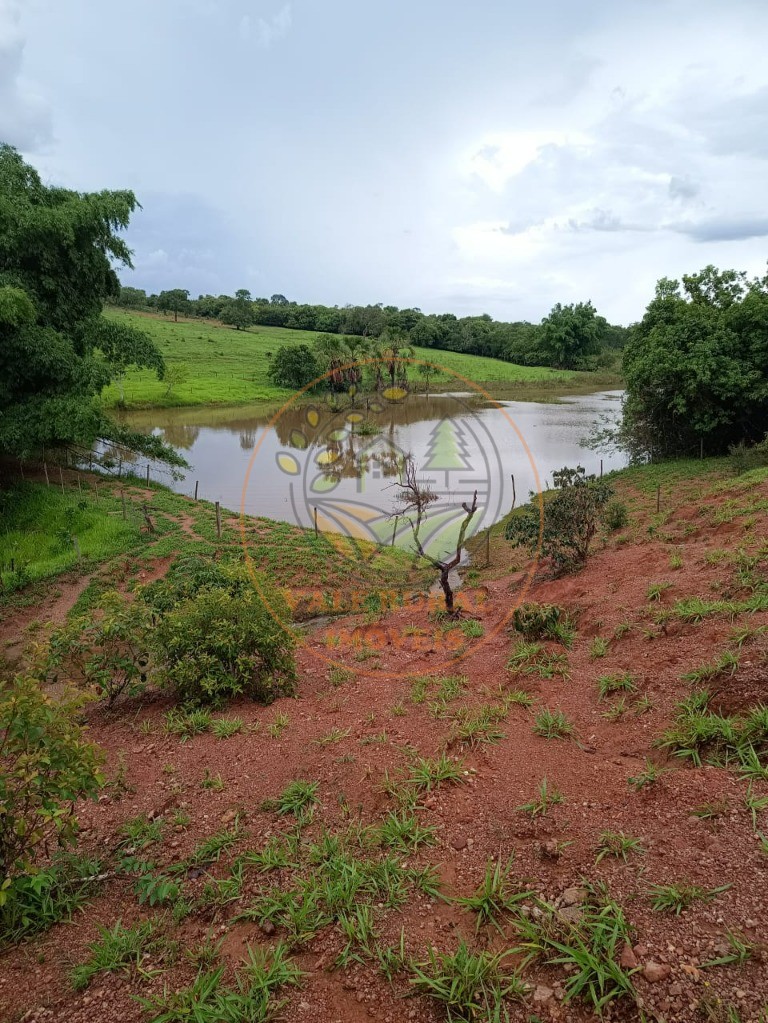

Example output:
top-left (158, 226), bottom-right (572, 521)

top-left (118, 389), bottom-right (625, 550)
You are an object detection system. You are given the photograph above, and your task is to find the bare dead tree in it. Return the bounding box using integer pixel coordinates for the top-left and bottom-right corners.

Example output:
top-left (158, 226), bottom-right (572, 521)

top-left (391, 455), bottom-right (478, 613)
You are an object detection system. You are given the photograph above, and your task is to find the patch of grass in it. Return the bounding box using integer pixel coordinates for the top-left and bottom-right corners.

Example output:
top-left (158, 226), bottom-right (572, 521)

top-left (212, 716), bottom-right (244, 739)
top-left (450, 704), bottom-right (507, 747)
top-left (512, 891), bottom-right (638, 1014)
top-left (264, 780), bottom-right (319, 821)
top-left (503, 688), bottom-right (534, 709)
top-left (188, 825), bottom-right (242, 866)
top-left (328, 666), bottom-right (354, 687)
top-left (267, 712), bottom-right (289, 739)
top-left (595, 831), bottom-right (645, 863)
top-left (681, 651), bottom-right (739, 685)
top-left (200, 769), bottom-right (225, 791)
top-left (647, 882), bottom-right (730, 915)
top-left (589, 636), bottom-right (609, 659)
top-left (313, 727), bottom-right (352, 746)
top-left (533, 708), bottom-right (574, 740)
top-left (70, 918), bottom-right (160, 990)
top-left (508, 640), bottom-right (569, 680)
top-left (602, 697), bottom-right (628, 721)
top-left (120, 814), bottom-right (165, 850)
top-left (511, 602), bottom-right (575, 647)
top-left (164, 707), bottom-right (212, 742)
top-left (460, 619), bottom-right (484, 639)
top-left (692, 799), bottom-right (728, 820)
top-left (627, 759), bottom-right (667, 790)
top-left (241, 833), bottom-right (300, 873)
top-left (597, 672), bottom-right (637, 700)
top-left (370, 810), bottom-right (437, 852)
top-left (0, 853), bottom-right (102, 948)
top-left (517, 777), bottom-right (564, 818)
top-left (702, 929), bottom-right (755, 968)
top-left (455, 857), bottom-right (532, 933)
top-left (744, 784), bottom-right (768, 829)
top-left (409, 940), bottom-right (525, 1021)
top-left (647, 581), bottom-right (673, 602)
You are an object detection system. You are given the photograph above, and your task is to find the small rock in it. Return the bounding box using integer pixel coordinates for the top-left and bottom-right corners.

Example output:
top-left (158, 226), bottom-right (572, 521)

top-left (643, 962), bottom-right (671, 984)
top-left (541, 839), bottom-right (561, 860)
top-left (557, 905), bottom-right (583, 925)
top-left (620, 944), bottom-right (638, 970)
top-left (560, 886), bottom-right (587, 907)
top-left (532, 984), bottom-right (555, 1005)
top-left (260, 920), bottom-right (276, 936)
top-left (450, 835), bottom-right (467, 850)
top-left (669, 983), bottom-right (683, 996)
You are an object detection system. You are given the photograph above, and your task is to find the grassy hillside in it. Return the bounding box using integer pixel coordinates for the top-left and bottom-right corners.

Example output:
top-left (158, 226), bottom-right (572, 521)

top-left (101, 309), bottom-right (593, 410)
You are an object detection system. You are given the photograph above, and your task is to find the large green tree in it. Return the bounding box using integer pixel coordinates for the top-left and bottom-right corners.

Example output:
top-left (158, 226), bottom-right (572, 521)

top-left (220, 288), bottom-right (255, 330)
top-left (539, 301), bottom-right (607, 369)
top-left (622, 265), bottom-right (768, 458)
top-left (0, 144), bottom-right (181, 464)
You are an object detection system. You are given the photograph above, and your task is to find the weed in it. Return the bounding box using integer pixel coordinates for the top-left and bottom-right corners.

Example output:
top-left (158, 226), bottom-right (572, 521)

top-left (188, 825), bottom-right (241, 866)
top-left (390, 702), bottom-right (407, 717)
top-left (692, 800), bottom-right (728, 820)
top-left (533, 708), bottom-right (573, 740)
top-left (120, 814), bottom-right (164, 850)
top-left (511, 602), bottom-right (575, 647)
top-left (682, 651), bottom-right (739, 685)
top-left (211, 716), bottom-right (243, 739)
top-left (460, 619), bottom-right (484, 639)
top-left (264, 780), bottom-right (319, 822)
top-left (371, 810), bottom-right (437, 852)
top-left (450, 705), bottom-right (506, 747)
top-left (70, 918), bottom-right (159, 990)
top-left (627, 759), bottom-right (667, 790)
top-left (590, 636), bottom-right (609, 659)
top-left (512, 893), bottom-right (637, 1013)
top-left (164, 707), bottom-right (211, 742)
top-left (647, 882), bottom-right (730, 915)
top-left (508, 641), bottom-right (569, 680)
top-left (597, 672), bottom-right (637, 700)
top-left (702, 930), bottom-right (754, 968)
top-left (669, 551), bottom-right (683, 570)
top-left (517, 778), bottom-right (564, 818)
top-left (200, 769), bottom-right (225, 791)
top-left (267, 712), bottom-right (289, 739)
top-left (314, 727), bottom-right (351, 746)
top-left (744, 785), bottom-right (768, 829)
top-left (647, 581), bottom-right (672, 602)
top-left (595, 831), bottom-right (645, 863)
top-left (410, 940), bottom-right (525, 1021)
top-left (375, 929), bottom-right (408, 982)
top-left (455, 857), bottom-right (532, 933)
top-left (602, 698), bottom-right (628, 721)
top-left (737, 745), bottom-right (768, 781)
top-left (503, 689), bottom-right (534, 708)
top-left (328, 666), bottom-right (354, 687)
top-left (241, 833), bottom-right (300, 873)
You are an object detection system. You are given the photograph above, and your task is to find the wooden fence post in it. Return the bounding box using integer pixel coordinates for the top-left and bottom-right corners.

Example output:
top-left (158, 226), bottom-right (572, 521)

top-left (314, 506), bottom-right (318, 537)
top-left (391, 516), bottom-right (398, 546)
top-left (44, 462), bottom-right (50, 487)
top-left (215, 501), bottom-right (222, 539)
top-left (59, 466), bottom-right (65, 493)
top-left (194, 480), bottom-right (199, 501)
top-left (146, 464), bottom-right (150, 486)
top-left (656, 485), bottom-right (661, 514)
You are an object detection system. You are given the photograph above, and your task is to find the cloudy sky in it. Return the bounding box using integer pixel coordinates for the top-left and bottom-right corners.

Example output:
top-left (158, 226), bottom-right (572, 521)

top-left (3, 0), bottom-right (768, 324)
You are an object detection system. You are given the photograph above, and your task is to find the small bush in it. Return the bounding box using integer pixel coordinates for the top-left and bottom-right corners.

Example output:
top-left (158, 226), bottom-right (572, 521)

top-left (729, 435), bottom-right (768, 474)
top-left (1, 675), bottom-right (103, 898)
top-left (604, 499), bottom-right (629, 531)
top-left (47, 592), bottom-right (152, 706)
top-left (505, 466), bottom-right (614, 575)
top-left (152, 586), bottom-right (296, 706)
top-left (511, 602), bottom-right (574, 646)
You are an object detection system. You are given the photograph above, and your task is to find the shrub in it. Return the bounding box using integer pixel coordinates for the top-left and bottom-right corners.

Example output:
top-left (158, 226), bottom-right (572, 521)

top-left (47, 591), bottom-right (152, 707)
top-left (604, 499), bottom-right (629, 531)
top-left (505, 466), bottom-right (614, 575)
top-left (1, 675), bottom-right (103, 897)
top-left (152, 587), bottom-right (295, 706)
top-left (511, 602), bottom-right (574, 646)
top-left (729, 435), bottom-right (768, 475)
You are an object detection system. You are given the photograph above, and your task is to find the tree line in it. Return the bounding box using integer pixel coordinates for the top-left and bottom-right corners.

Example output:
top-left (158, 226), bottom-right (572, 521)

top-left (116, 286), bottom-right (627, 372)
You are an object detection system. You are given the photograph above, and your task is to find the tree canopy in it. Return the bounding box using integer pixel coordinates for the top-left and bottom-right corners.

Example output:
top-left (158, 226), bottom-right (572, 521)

top-left (538, 301), bottom-right (608, 369)
top-left (0, 144), bottom-right (181, 464)
top-left (621, 265), bottom-right (768, 458)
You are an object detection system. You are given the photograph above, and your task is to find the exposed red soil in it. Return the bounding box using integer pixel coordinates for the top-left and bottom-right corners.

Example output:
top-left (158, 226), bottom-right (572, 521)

top-left (2, 471), bottom-right (768, 1023)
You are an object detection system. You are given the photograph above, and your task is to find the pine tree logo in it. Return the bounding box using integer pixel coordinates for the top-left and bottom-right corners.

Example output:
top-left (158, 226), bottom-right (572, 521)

top-left (423, 418), bottom-right (472, 487)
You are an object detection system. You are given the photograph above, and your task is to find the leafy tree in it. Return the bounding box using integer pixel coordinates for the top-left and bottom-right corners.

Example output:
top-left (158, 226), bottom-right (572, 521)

top-left (0, 145), bottom-right (182, 465)
top-left (621, 265), bottom-right (768, 458)
top-left (270, 293), bottom-right (289, 305)
top-left (156, 288), bottom-right (190, 322)
top-left (220, 288), bottom-right (255, 331)
top-left (267, 345), bottom-right (320, 390)
top-left (505, 466), bottom-right (613, 574)
top-left (313, 333), bottom-right (359, 390)
top-left (164, 363), bottom-right (190, 397)
top-left (1, 674), bottom-right (103, 896)
top-left (539, 301), bottom-right (607, 369)
top-left (115, 286), bottom-right (147, 308)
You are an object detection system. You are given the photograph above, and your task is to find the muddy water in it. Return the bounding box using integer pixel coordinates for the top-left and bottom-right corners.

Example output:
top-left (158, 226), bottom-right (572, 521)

top-left (118, 390), bottom-right (625, 547)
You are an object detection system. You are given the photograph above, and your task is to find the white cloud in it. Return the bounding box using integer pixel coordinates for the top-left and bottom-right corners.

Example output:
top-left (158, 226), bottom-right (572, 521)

top-left (0, 0), bottom-right (51, 150)
top-left (239, 3), bottom-right (292, 48)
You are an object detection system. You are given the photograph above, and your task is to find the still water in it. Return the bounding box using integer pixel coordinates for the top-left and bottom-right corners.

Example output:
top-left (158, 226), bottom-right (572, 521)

top-left (120, 390), bottom-right (625, 547)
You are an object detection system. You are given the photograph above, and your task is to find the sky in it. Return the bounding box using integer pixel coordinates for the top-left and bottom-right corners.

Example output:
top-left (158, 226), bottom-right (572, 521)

top-left (2, 0), bottom-right (768, 325)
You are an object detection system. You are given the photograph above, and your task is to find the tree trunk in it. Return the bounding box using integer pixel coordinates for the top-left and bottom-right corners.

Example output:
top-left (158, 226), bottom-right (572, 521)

top-left (439, 567), bottom-right (454, 612)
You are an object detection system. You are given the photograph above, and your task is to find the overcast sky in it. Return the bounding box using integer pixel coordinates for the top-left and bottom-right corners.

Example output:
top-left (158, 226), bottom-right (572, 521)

top-left (3, 0), bottom-right (768, 324)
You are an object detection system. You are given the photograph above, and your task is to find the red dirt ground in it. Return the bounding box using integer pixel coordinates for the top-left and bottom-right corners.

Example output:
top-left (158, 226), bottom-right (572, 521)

top-left (2, 469), bottom-right (767, 1023)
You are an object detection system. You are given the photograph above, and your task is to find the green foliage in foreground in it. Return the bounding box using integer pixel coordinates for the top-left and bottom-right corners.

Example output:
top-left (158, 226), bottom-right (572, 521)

top-left (0, 675), bottom-right (103, 897)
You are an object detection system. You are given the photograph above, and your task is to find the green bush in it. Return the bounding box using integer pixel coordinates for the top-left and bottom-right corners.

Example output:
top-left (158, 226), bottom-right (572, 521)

top-left (604, 499), bottom-right (629, 531)
top-left (47, 591), bottom-right (152, 706)
top-left (0, 851), bottom-right (101, 947)
top-left (511, 602), bottom-right (574, 646)
top-left (729, 435), bottom-right (768, 475)
top-left (152, 586), bottom-right (296, 706)
top-left (505, 466), bottom-right (614, 575)
top-left (0, 675), bottom-right (103, 899)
